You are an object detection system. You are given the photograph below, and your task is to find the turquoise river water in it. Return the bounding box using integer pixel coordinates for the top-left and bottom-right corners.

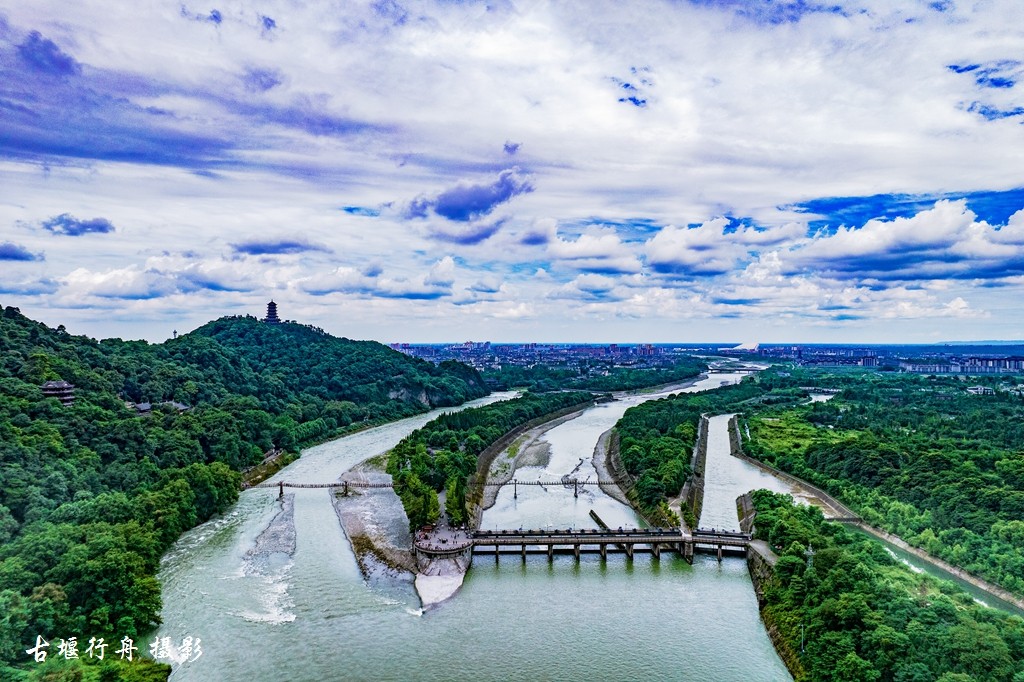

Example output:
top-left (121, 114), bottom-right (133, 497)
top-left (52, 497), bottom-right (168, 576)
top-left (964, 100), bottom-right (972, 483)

top-left (156, 377), bottom-right (799, 681)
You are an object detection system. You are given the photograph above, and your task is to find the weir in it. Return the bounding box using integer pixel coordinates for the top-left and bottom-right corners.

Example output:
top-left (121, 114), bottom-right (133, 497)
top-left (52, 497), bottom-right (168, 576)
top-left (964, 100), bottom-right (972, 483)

top-left (416, 526), bottom-right (751, 565)
top-left (156, 376), bottom-right (797, 680)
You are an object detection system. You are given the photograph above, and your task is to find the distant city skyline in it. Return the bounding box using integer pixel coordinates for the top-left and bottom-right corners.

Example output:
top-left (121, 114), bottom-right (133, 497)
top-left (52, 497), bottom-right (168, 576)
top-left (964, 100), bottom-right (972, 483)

top-left (2, 1), bottom-right (1024, 344)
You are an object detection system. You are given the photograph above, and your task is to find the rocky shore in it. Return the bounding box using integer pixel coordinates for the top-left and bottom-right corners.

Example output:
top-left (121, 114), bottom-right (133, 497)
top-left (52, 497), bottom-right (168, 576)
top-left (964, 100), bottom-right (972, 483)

top-left (476, 408), bottom-right (583, 514)
top-left (330, 464), bottom-right (417, 585)
top-left (329, 378), bottom-right (707, 610)
top-left (246, 492), bottom-right (297, 559)
top-left (592, 428), bottom-right (631, 506)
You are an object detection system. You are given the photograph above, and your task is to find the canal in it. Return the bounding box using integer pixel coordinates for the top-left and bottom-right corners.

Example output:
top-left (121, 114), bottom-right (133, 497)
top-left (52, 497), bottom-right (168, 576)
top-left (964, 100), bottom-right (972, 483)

top-left (156, 377), bottom-right (794, 680)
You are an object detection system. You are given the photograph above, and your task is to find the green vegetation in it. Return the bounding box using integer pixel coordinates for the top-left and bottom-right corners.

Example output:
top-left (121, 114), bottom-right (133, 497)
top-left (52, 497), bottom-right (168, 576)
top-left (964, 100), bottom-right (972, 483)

top-left (387, 391), bottom-right (595, 528)
top-left (743, 370), bottom-right (1024, 599)
top-left (614, 378), bottom-right (808, 524)
top-left (751, 489), bottom-right (1024, 682)
top-left (483, 356), bottom-right (705, 392)
top-left (0, 306), bottom-right (486, 678)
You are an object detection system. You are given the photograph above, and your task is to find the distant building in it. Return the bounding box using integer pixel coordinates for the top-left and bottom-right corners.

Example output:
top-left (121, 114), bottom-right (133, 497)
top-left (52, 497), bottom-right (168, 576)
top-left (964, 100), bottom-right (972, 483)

top-left (264, 300), bottom-right (281, 324)
top-left (41, 380), bottom-right (75, 406)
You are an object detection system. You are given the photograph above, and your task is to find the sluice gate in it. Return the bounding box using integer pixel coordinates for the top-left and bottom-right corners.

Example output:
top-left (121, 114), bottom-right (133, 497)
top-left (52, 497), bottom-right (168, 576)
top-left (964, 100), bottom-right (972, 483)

top-left (439, 527), bottom-right (751, 565)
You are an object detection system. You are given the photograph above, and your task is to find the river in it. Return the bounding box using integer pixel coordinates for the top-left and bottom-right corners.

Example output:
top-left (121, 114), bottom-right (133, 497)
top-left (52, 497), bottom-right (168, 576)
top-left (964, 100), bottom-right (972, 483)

top-left (156, 376), bottom-right (795, 680)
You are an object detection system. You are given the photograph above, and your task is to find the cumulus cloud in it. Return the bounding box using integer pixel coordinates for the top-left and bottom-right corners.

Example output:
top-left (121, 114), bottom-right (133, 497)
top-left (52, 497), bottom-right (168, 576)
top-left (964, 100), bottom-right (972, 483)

top-left (425, 256), bottom-right (456, 286)
top-left (468, 276), bottom-right (503, 294)
top-left (230, 238), bottom-right (331, 256)
top-left (58, 254), bottom-right (270, 300)
top-left (5, 1), bottom-right (1024, 341)
top-left (428, 217), bottom-right (508, 245)
top-left (63, 266), bottom-right (180, 300)
top-left (405, 169), bottom-right (533, 222)
top-left (645, 219), bottom-right (805, 276)
top-left (0, 276), bottom-right (59, 295)
top-left (520, 219), bottom-right (556, 246)
top-left (780, 200), bottom-right (1024, 281)
top-left (299, 258), bottom-right (455, 300)
top-left (0, 242), bottom-right (43, 261)
top-left (548, 228), bottom-right (642, 274)
top-left (40, 214), bottom-right (116, 236)
top-left (551, 274), bottom-right (626, 301)
top-left (16, 31), bottom-right (81, 76)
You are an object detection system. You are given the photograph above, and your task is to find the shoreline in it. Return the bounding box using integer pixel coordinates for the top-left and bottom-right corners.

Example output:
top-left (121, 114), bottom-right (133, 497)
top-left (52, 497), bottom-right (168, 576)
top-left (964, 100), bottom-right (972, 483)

top-left (727, 416), bottom-right (1024, 614)
top-left (325, 376), bottom-right (720, 610)
top-left (594, 375), bottom-right (712, 517)
top-left (592, 428), bottom-right (631, 506)
top-left (476, 407), bottom-right (586, 514)
top-left (330, 398), bottom-right (597, 609)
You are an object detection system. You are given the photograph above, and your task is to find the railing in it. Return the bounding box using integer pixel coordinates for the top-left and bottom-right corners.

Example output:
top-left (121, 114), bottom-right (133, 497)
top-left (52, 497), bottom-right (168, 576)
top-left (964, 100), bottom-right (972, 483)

top-left (249, 478), bottom-right (628, 490)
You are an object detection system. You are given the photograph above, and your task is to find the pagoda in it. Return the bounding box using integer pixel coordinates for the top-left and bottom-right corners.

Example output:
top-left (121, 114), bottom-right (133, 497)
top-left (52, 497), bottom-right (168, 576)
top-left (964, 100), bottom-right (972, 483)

top-left (264, 300), bottom-right (281, 324)
top-left (41, 380), bottom-right (76, 406)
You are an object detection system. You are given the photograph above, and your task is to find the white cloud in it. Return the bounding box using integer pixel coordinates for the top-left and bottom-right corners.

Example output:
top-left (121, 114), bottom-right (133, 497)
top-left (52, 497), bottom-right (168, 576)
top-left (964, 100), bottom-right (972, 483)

top-left (780, 200), bottom-right (1024, 282)
top-left (425, 256), bottom-right (456, 286)
top-left (3, 1), bottom-right (1024, 342)
top-left (547, 228), bottom-right (642, 273)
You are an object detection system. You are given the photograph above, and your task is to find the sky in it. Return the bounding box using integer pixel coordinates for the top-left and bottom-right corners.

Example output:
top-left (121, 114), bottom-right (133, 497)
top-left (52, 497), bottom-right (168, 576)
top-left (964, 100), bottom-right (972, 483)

top-left (2, 0), bottom-right (1024, 344)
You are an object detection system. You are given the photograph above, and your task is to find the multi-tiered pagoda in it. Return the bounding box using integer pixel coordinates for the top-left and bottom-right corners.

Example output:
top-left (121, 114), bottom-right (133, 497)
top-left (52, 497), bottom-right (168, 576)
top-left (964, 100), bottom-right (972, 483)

top-left (41, 380), bottom-right (76, 406)
top-left (264, 300), bottom-right (281, 324)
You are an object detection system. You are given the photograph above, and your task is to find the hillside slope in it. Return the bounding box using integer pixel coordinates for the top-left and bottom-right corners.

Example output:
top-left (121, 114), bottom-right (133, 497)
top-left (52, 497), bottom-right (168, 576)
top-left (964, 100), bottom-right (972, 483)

top-left (0, 305), bottom-right (486, 678)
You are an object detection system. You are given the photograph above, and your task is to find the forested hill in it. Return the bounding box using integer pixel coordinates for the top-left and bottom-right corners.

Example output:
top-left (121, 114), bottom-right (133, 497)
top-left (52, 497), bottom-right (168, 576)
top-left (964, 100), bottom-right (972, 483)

top-left (2, 308), bottom-right (487, 446)
top-left (0, 305), bottom-right (486, 679)
top-left (179, 315), bottom-right (487, 414)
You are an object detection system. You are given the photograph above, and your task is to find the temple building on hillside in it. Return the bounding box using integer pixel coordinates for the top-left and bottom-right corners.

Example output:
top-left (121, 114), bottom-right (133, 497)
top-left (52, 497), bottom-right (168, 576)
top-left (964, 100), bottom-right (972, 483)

top-left (264, 300), bottom-right (281, 324)
top-left (41, 380), bottom-right (76, 406)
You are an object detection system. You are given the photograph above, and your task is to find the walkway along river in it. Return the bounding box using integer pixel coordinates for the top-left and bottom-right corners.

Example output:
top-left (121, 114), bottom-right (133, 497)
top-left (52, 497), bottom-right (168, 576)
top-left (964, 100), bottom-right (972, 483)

top-left (156, 376), bottom-right (803, 680)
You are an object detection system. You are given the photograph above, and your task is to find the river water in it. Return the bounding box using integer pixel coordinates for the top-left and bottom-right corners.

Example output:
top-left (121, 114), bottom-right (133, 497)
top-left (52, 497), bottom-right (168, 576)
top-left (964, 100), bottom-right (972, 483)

top-left (156, 377), bottom-right (794, 681)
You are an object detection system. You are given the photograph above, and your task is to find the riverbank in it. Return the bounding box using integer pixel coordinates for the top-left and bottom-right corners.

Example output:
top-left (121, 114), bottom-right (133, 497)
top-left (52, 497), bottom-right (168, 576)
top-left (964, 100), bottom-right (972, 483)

top-left (476, 407), bottom-right (585, 514)
top-left (594, 375), bottom-right (714, 516)
top-left (328, 397), bottom-right (597, 608)
top-left (727, 415), bottom-right (1024, 614)
top-left (607, 372), bottom-right (709, 399)
top-left (593, 428), bottom-right (630, 506)
top-left (330, 459), bottom-right (417, 578)
top-left (852, 522), bottom-right (1024, 612)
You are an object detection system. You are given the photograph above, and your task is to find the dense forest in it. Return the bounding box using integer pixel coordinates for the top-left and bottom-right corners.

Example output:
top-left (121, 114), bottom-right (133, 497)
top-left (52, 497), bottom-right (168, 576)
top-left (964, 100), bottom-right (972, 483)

top-left (743, 369), bottom-right (1024, 600)
top-left (751, 489), bottom-right (1024, 682)
top-left (0, 306), bottom-right (487, 679)
top-left (483, 357), bottom-right (705, 393)
top-left (386, 391), bottom-right (595, 528)
top-left (614, 378), bottom-right (809, 525)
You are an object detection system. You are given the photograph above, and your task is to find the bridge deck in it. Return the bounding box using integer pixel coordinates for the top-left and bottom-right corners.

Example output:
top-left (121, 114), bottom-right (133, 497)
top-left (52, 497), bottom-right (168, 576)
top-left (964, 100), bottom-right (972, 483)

top-left (458, 527), bottom-right (752, 562)
top-left (249, 479), bottom-right (624, 490)
top-left (413, 527), bottom-right (751, 552)
top-left (472, 529), bottom-right (693, 546)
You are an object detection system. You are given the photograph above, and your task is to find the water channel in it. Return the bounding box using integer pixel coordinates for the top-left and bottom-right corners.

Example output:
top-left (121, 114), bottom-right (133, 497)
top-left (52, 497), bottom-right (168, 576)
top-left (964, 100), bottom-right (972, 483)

top-left (156, 376), bottom-right (798, 680)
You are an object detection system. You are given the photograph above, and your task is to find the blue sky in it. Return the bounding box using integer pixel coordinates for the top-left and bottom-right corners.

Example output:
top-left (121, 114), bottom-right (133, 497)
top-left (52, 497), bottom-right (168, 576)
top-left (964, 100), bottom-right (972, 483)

top-left (2, 0), bottom-right (1024, 343)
